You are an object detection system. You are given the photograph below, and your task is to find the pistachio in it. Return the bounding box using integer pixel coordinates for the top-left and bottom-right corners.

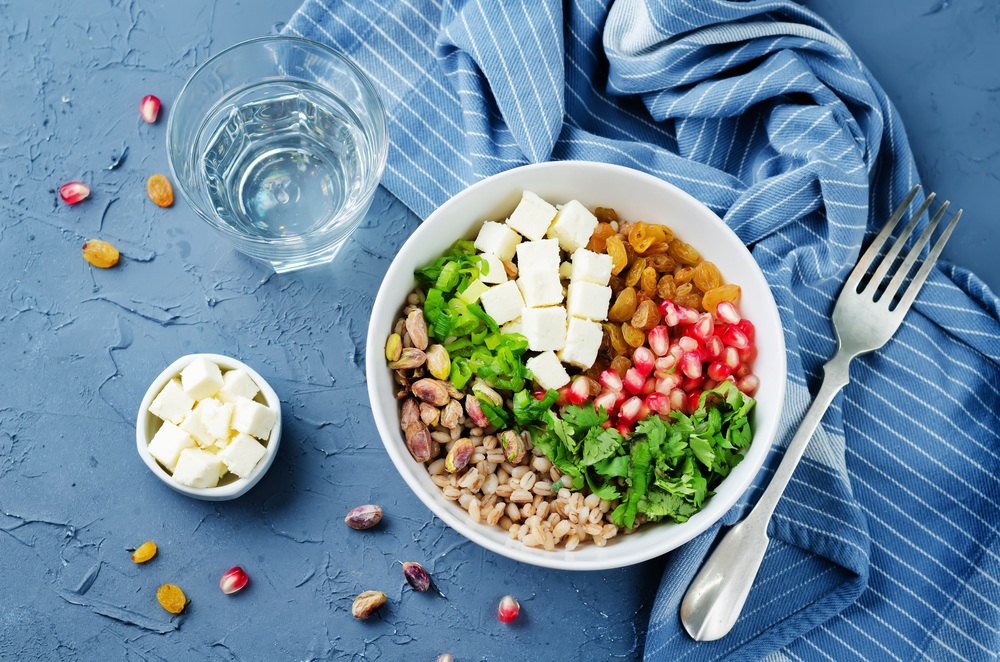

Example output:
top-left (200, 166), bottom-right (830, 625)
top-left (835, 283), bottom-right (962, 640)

top-left (345, 504), bottom-right (383, 530)
top-left (445, 438), bottom-right (475, 473)
top-left (425, 344), bottom-right (451, 380)
top-left (404, 421), bottom-right (433, 462)
top-left (385, 333), bottom-right (402, 362)
top-left (405, 309), bottom-right (428, 350)
top-left (465, 394), bottom-right (490, 428)
top-left (400, 398), bottom-right (421, 430)
top-left (438, 378), bottom-right (463, 400)
top-left (500, 430), bottom-right (527, 464)
top-left (420, 402), bottom-right (440, 427)
top-left (472, 377), bottom-right (502, 406)
top-left (502, 258), bottom-right (518, 279)
top-left (440, 400), bottom-right (464, 429)
top-left (388, 347), bottom-right (426, 370)
top-left (437, 655), bottom-right (455, 662)
top-left (402, 562), bottom-right (431, 592)
top-left (352, 590), bottom-right (387, 620)
top-left (411, 378), bottom-right (450, 406)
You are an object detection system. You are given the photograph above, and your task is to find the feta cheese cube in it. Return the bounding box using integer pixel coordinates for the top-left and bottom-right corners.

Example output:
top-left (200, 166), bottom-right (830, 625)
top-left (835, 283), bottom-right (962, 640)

top-left (147, 422), bottom-right (196, 471)
top-left (558, 317), bottom-right (604, 369)
top-left (474, 221), bottom-right (521, 261)
top-left (516, 269), bottom-right (563, 308)
top-left (172, 448), bottom-right (224, 488)
top-left (180, 357), bottom-right (224, 400)
top-left (570, 249), bottom-right (613, 286)
top-left (219, 432), bottom-right (267, 478)
top-left (559, 261), bottom-right (573, 280)
top-left (148, 379), bottom-right (194, 425)
top-left (506, 191), bottom-right (557, 241)
top-left (231, 397), bottom-right (278, 441)
top-left (217, 369), bottom-right (260, 404)
top-left (521, 306), bottom-right (567, 351)
top-left (179, 401), bottom-right (216, 448)
top-left (525, 351), bottom-right (570, 390)
top-left (567, 281), bottom-right (612, 321)
top-left (547, 200), bottom-right (598, 253)
top-left (480, 280), bottom-right (525, 325)
top-left (501, 317), bottom-right (523, 337)
top-left (199, 398), bottom-right (234, 441)
top-left (515, 239), bottom-right (561, 272)
top-left (479, 253), bottom-right (507, 284)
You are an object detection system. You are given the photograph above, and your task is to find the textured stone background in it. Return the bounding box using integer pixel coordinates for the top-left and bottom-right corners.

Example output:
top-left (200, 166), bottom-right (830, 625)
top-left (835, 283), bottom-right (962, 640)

top-left (0, 1), bottom-right (996, 660)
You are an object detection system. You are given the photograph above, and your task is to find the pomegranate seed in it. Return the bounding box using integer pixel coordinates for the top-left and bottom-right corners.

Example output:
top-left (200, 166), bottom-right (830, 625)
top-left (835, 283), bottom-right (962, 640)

top-left (601, 418), bottom-right (613, 429)
top-left (688, 390), bottom-right (703, 413)
top-left (703, 379), bottom-right (718, 391)
top-left (656, 372), bottom-right (683, 394)
top-left (715, 300), bottom-right (741, 325)
top-left (619, 397), bottom-right (643, 424)
top-left (678, 336), bottom-right (699, 352)
top-left (640, 378), bottom-right (656, 396)
top-left (624, 368), bottom-right (645, 395)
top-left (714, 323), bottom-right (727, 338)
top-left (723, 326), bottom-right (749, 350)
top-left (645, 392), bottom-right (669, 414)
top-left (735, 362), bottom-right (752, 378)
top-left (615, 389), bottom-right (629, 407)
top-left (657, 299), bottom-right (674, 315)
top-left (654, 355), bottom-right (677, 375)
top-left (707, 362), bottom-right (733, 382)
top-left (59, 182), bottom-right (90, 205)
top-left (737, 319), bottom-right (755, 342)
top-left (636, 402), bottom-right (651, 421)
top-left (600, 369), bottom-right (624, 393)
top-left (647, 326), bottom-right (670, 355)
top-left (633, 347), bottom-right (655, 375)
top-left (707, 336), bottom-right (725, 360)
top-left (594, 389), bottom-right (618, 415)
top-left (738, 343), bottom-right (757, 363)
top-left (556, 385), bottom-right (572, 407)
top-left (668, 388), bottom-right (687, 412)
top-left (140, 95), bottom-right (161, 123)
top-left (677, 306), bottom-right (699, 325)
top-left (616, 422), bottom-right (633, 436)
top-left (220, 567), bottom-right (248, 594)
top-left (569, 377), bottom-right (591, 405)
top-left (683, 375), bottom-right (705, 391)
top-left (498, 595), bottom-right (520, 623)
top-left (680, 352), bottom-right (703, 379)
top-left (533, 390), bottom-right (547, 401)
top-left (663, 304), bottom-right (680, 327)
top-left (668, 343), bottom-right (684, 362)
top-left (689, 314), bottom-right (715, 343)
top-left (723, 347), bottom-right (740, 370)
top-left (738, 374), bottom-right (760, 396)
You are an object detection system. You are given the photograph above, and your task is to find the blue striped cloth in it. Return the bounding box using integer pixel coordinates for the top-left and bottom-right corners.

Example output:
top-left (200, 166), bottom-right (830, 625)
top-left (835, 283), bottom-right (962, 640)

top-left (285, 1), bottom-right (1000, 659)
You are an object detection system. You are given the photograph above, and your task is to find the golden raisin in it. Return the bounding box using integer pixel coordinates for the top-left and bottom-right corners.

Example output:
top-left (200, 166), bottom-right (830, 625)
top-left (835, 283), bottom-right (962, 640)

top-left (608, 274), bottom-right (626, 294)
top-left (608, 287), bottom-right (638, 323)
top-left (131, 542), bottom-right (157, 563)
top-left (631, 299), bottom-right (662, 331)
top-left (693, 261), bottom-right (722, 292)
top-left (82, 239), bottom-right (120, 268)
top-left (702, 284), bottom-right (742, 313)
top-left (606, 236), bottom-right (628, 275)
top-left (674, 292), bottom-right (703, 310)
top-left (676, 282), bottom-right (693, 297)
top-left (625, 258), bottom-right (646, 288)
top-left (628, 221), bottom-right (655, 253)
top-left (674, 266), bottom-right (695, 285)
top-left (610, 355), bottom-right (632, 379)
top-left (621, 322), bottom-right (646, 348)
top-left (603, 323), bottom-right (628, 353)
top-left (594, 207), bottom-right (619, 224)
top-left (640, 267), bottom-right (658, 298)
top-left (648, 254), bottom-right (675, 272)
top-left (147, 174), bottom-right (174, 208)
top-left (157, 584), bottom-right (188, 614)
top-left (657, 275), bottom-right (677, 300)
top-left (668, 239), bottom-right (701, 265)
top-left (623, 241), bottom-right (639, 269)
top-left (587, 222), bottom-right (616, 253)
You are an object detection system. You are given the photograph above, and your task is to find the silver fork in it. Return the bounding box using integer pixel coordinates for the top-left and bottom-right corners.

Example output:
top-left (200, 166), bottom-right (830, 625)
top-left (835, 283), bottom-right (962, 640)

top-left (679, 185), bottom-right (963, 642)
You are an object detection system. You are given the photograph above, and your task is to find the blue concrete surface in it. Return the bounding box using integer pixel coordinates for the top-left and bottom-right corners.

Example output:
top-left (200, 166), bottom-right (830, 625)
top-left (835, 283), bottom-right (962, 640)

top-left (0, 1), bottom-right (996, 660)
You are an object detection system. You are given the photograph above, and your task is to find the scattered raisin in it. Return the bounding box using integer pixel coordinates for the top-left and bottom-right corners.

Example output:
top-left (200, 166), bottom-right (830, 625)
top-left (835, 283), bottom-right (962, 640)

top-left (587, 222), bottom-right (616, 253)
top-left (608, 274), bottom-right (626, 294)
top-left (657, 274), bottom-right (677, 300)
top-left (640, 267), bottom-right (658, 298)
top-left (131, 542), bottom-right (157, 563)
top-left (608, 287), bottom-right (638, 322)
top-left (702, 284), bottom-right (742, 313)
top-left (621, 322), bottom-right (645, 348)
top-left (674, 266), bottom-right (695, 285)
top-left (631, 299), bottom-right (661, 331)
top-left (693, 261), bottom-right (722, 292)
top-left (668, 239), bottom-right (701, 265)
top-left (625, 259), bottom-right (646, 288)
top-left (147, 174), bottom-right (174, 208)
top-left (648, 254), bottom-right (675, 272)
top-left (157, 584), bottom-right (188, 614)
top-left (674, 292), bottom-right (703, 310)
top-left (594, 207), bottom-right (619, 224)
top-left (606, 235), bottom-right (628, 275)
top-left (603, 323), bottom-right (628, 353)
top-left (82, 239), bottom-right (120, 268)
top-left (610, 355), bottom-right (632, 379)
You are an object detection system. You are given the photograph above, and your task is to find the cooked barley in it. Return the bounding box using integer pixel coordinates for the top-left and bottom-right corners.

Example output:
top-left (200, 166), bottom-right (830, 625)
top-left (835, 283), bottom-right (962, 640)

top-left (468, 500), bottom-right (481, 524)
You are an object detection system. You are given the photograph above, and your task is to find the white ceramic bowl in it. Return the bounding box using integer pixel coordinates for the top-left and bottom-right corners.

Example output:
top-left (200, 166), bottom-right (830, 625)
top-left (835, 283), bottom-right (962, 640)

top-left (366, 162), bottom-right (786, 570)
top-left (136, 353), bottom-right (282, 501)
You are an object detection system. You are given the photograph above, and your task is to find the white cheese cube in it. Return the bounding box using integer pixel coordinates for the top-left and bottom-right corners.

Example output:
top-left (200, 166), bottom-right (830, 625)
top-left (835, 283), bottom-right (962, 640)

top-left (567, 282), bottom-right (612, 321)
top-left (180, 357), bottom-right (224, 400)
top-left (516, 239), bottom-right (561, 272)
top-left (547, 200), bottom-right (598, 253)
top-left (147, 422), bottom-right (196, 471)
top-left (558, 317), bottom-right (604, 369)
top-left (480, 280), bottom-right (525, 325)
top-left (517, 269), bottom-right (563, 308)
top-left (179, 401), bottom-right (216, 448)
top-left (559, 261), bottom-right (573, 280)
top-left (570, 249), bottom-right (613, 286)
top-left (506, 191), bottom-right (557, 241)
top-left (522, 306), bottom-right (567, 351)
top-left (231, 397), bottom-right (277, 440)
top-left (148, 379), bottom-right (194, 425)
top-left (525, 351), bottom-right (570, 391)
top-left (219, 432), bottom-right (267, 478)
top-left (199, 398), bottom-right (234, 441)
top-left (217, 369), bottom-right (260, 404)
top-left (172, 448), bottom-right (224, 488)
top-left (501, 317), bottom-right (523, 337)
top-left (474, 221), bottom-right (521, 261)
top-left (479, 253), bottom-right (507, 284)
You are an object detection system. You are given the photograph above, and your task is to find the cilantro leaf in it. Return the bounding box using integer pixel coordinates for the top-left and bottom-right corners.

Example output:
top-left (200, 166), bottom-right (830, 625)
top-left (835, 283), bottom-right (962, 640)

top-left (582, 427), bottom-right (622, 466)
top-left (593, 455), bottom-right (630, 478)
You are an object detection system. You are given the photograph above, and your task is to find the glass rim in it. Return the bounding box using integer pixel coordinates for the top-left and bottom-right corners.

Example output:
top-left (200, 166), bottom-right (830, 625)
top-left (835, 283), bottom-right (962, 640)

top-left (165, 35), bottom-right (389, 247)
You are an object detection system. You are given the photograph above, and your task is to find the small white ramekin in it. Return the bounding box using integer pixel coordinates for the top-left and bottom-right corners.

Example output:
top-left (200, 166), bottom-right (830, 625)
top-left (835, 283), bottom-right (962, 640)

top-left (136, 353), bottom-right (282, 501)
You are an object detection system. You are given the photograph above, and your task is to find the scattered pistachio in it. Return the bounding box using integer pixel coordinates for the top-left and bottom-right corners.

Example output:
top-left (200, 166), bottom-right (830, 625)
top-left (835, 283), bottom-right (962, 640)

top-left (425, 344), bottom-right (451, 380)
top-left (502, 258), bottom-right (518, 279)
top-left (352, 590), bottom-right (387, 620)
top-left (402, 562), bottom-right (430, 592)
top-left (404, 421), bottom-right (433, 462)
top-left (405, 309), bottom-right (428, 350)
top-left (385, 333), bottom-right (402, 362)
top-left (472, 377), bottom-right (502, 406)
top-left (445, 438), bottom-right (475, 473)
top-left (437, 379), bottom-right (463, 400)
top-left (411, 379), bottom-right (450, 407)
top-left (500, 430), bottom-right (526, 464)
top-left (440, 400), bottom-right (463, 430)
top-left (437, 655), bottom-right (455, 662)
top-left (388, 347), bottom-right (426, 370)
top-left (400, 398), bottom-right (421, 430)
top-left (345, 505), bottom-right (383, 530)
top-left (419, 402), bottom-right (440, 427)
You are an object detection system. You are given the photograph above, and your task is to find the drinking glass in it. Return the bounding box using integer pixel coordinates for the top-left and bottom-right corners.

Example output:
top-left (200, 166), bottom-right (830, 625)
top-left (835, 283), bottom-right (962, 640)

top-left (167, 36), bottom-right (388, 273)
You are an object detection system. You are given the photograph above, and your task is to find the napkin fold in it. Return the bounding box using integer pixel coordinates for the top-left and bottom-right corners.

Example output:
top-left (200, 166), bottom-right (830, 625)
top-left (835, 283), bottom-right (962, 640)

top-left (285, 1), bottom-right (1000, 659)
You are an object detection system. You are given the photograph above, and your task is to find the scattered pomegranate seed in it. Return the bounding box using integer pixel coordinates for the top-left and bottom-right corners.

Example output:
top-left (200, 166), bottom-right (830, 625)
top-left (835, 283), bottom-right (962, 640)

top-left (619, 397), bottom-right (642, 424)
top-left (636, 401), bottom-right (651, 422)
top-left (723, 347), bottom-right (741, 370)
top-left (656, 372), bottom-right (682, 394)
top-left (715, 300), bottom-right (741, 325)
top-left (723, 326), bottom-right (749, 350)
top-left (677, 306), bottom-right (699, 325)
top-left (647, 326), bottom-right (670, 355)
top-left (599, 369), bottom-right (623, 393)
top-left (738, 343), bottom-right (757, 363)
top-left (738, 374), bottom-right (760, 396)
top-left (645, 392), bottom-right (669, 414)
top-left (616, 422), bottom-right (632, 436)
top-left (594, 389), bottom-right (618, 415)
top-left (657, 299), bottom-right (674, 315)
top-left (707, 336), bottom-right (725, 360)
top-left (633, 347), bottom-right (655, 375)
top-left (556, 385), bottom-right (572, 407)
top-left (689, 314), bottom-right (715, 343)
top-left (668, 388), bottom-right (687, 412)
top-left (569, 377), bottom-right (591, 405)
top-left (678, 336), bottom-right (699, 352)
top-left (735, 362), bottom-right (752, 379)
top-left (640, 378), bottom-right (656, 396)
top-left (688, 389), bottom-right (703, 413)
top-left (654, 355), bottom-right (676, 374)
top-left (624, 368), bottom-right (645, 395)
top-left (683, 375), bottom-right (705, 391)
top-left (140, 95), bottom-right (161, 123)
top-left (498, 595), bottom-right (520, 623)
top-left (703, 379), bottom-right (718, 391)
top-left (60, 182), bottom-right (90, 205)
top-left (601, 418), bottom-right (613, 429)
top-left (737, 319), bottom-right (755, 342)
top-left (707, 362), bottom-right (733, 382)
top-left (614, 389), bottom-right (629, 407)
top-left (680, 352), bottom-right (703, 379)
top-left (220, 566), bottom-right (249, 594)
top-left (533, 390), bottom-right (547, 401)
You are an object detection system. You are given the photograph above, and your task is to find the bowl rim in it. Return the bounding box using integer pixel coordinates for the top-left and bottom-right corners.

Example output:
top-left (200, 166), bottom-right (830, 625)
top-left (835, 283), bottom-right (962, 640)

top-left (135, 353), bottom-right (283, 501)
top-left (366, 161), bottom-right (786, 570)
